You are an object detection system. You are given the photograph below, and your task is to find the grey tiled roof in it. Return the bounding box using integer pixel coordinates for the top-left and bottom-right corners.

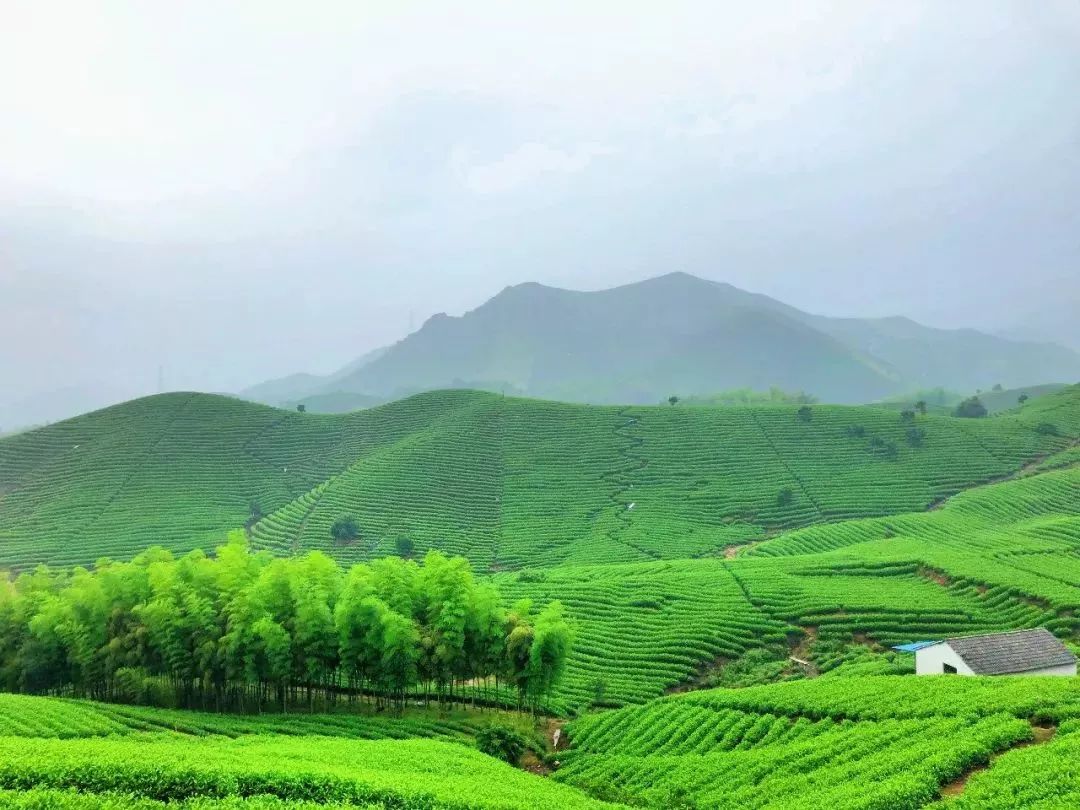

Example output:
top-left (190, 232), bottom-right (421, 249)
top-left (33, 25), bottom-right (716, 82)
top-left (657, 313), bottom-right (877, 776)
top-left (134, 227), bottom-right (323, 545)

top-left (942, 628), bottom-right (1077, 675)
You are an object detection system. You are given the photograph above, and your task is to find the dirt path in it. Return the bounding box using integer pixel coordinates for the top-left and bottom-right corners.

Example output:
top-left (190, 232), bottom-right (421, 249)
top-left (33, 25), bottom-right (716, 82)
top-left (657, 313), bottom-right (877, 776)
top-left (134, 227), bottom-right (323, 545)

top-left (600, 410), bottom-right (657, 560)
top-left (938, 723), bottom-right (1056, 798)
top-left (789, 626), bottom-right (819, 676)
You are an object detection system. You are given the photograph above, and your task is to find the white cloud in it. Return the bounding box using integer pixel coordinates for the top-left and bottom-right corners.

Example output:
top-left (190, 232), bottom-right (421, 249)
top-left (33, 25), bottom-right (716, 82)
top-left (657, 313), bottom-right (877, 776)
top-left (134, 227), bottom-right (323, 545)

top-left (454, 142), bottom-right (616, 194)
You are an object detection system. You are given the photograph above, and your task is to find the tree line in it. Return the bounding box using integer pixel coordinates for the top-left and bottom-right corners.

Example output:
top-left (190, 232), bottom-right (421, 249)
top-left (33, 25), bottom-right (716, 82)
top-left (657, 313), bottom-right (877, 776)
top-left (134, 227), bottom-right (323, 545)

top-left (0, 533), bottom-right (572, 713)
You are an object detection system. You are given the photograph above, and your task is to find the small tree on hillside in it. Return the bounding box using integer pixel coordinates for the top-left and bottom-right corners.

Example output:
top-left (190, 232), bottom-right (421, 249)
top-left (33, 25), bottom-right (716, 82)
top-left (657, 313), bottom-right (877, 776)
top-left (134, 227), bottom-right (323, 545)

top-left (915, 400), bottom-right (927, 416)
top-left (776, 487), bottom-right (795, 508)
top-left (1018, 393), bottom-right (1029, 406)
top-left (797, 406), bottom-right (813, 423)
top-left (900, 409), bottom-right (916, 424)
top-left (905, 427), bottom-right (926, 447)
top-left (992, 383), bottom-right (1003, 392)
top-left (954, 396), bottom-right (988, 419)
top-left (331, 515), bottom-right (361, 546)
top-left (395, 536), bottom-right (415, 558)
top-left (297, 404), bottom-right (306, 413)
top-left (668, 396), bottom-right (679, 407)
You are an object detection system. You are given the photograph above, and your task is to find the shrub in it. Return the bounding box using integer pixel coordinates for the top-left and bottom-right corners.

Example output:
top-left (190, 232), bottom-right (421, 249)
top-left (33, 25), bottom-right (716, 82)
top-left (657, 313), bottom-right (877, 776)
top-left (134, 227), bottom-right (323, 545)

top-left (330, 515), bottom-right (361, 546)
top-left (476, 724), bottom-right (529, 764)
top-left (954, 397), bottom-right (988, 418)
top-left (776, 487), bottom-right (795, 507)
top-left (797, 406), bottom-right (813, 423)
top-left (1035, 422), bottom-right (1059, 436)
top-left (905, 427), bottom-right (926, 447)
top-left (900, 410), bottom-right (916, 424)
top-left (395, 536), bottom-right (415, 558)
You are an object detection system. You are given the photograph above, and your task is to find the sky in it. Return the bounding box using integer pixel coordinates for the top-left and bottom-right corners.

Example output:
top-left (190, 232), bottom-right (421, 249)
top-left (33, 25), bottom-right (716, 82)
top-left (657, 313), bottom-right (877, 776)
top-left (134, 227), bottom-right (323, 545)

top-left (2, 1), bottom-right (1079, 424)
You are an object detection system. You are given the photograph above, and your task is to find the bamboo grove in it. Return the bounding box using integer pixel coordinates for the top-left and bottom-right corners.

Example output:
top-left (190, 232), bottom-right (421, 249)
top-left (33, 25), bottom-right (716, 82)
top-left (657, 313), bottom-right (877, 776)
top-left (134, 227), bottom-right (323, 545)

top-left (0, 532), bottom-right (572, 713)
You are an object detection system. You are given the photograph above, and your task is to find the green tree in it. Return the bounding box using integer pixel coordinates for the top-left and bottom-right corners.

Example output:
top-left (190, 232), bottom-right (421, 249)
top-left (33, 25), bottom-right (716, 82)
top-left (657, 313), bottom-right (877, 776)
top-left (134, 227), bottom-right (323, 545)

top-left (797, 405), bottom-right (813, 423)
top-left (954, 396), bottom-right (988, 418)
top-left (330, 515), bottom-right (361, 546)
top-left (526, 601), bottom-right (573, 713)
top-left (915, 400), bottom-right (927, 415)
top-left (668, 395), bottom-right (679, 406)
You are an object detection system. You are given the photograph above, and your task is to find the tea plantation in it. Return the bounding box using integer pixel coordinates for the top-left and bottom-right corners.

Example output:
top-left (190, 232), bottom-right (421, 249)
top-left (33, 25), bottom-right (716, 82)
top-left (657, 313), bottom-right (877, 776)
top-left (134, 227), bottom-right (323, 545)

top-left (1, 384), bottom-right (1079, 807)
top-left (2, 387), bottom-right (1075, 570)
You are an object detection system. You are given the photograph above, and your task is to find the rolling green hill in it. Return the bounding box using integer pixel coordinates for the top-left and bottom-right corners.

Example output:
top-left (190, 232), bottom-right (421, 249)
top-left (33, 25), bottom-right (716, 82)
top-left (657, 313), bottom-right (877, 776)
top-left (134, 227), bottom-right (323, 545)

top-left (1, 387), bottom-right (1075, 570)
top-left (255, 273), bottom-right (1080, 408)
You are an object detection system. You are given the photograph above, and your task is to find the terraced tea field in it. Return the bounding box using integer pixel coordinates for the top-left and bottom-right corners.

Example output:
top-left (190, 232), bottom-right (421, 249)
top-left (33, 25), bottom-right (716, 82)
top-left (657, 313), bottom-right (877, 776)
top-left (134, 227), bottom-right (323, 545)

top-left (2, 385), bottom-right (1080, 808)
top-left (556, 676), bottom-right (1080, 808)
top-left (2, 387), bottom-right (1075, 569)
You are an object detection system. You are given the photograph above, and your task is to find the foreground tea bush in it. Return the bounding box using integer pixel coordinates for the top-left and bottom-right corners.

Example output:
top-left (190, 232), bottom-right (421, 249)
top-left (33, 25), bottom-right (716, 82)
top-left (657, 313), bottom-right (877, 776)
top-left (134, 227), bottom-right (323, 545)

top-left (0, 736), bottom-right (618, 810)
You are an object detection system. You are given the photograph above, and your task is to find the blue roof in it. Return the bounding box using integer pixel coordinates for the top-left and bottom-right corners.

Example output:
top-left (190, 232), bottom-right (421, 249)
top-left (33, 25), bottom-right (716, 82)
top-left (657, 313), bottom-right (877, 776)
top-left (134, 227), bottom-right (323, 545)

top-left (892, 641), bottom-right (939, 653)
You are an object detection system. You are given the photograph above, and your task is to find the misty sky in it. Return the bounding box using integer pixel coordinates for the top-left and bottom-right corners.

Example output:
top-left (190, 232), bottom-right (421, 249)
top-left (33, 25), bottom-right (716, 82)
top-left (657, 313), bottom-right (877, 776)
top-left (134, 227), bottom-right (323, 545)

top-left (2, 1), bottom-right (1079, 413)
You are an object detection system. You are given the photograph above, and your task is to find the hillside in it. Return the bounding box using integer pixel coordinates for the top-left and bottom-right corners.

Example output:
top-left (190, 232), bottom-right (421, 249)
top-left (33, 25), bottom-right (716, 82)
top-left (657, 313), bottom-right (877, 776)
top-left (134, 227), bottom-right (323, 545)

top-left (2, 387), bottom-right (1080, 807)
top-left (1, 387), bottom-right (1076, 570)
top-left (555, 676), bottom-right (1080, 808)
top-left (251, 273), bottom-right (1080, 407)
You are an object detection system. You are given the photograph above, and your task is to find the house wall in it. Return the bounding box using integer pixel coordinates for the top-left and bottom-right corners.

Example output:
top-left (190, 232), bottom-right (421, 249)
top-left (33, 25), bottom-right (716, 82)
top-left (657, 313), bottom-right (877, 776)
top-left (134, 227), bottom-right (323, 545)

top-left (915, 644), bottom-right (1078, 676)
top-left (915, 644), bottom-right (974, 675)
top-left (1022, 662), bottom-right (1078, 677)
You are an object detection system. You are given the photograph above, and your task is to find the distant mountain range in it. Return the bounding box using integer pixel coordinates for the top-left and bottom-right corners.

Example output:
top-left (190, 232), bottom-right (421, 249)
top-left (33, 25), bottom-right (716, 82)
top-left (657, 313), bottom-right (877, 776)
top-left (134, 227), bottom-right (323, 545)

top-left (242, 273), bottom-right (1080, 408)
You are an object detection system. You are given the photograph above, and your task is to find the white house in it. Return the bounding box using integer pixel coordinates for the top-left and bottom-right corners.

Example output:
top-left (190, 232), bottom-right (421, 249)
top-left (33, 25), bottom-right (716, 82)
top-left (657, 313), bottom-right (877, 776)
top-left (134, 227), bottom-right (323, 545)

top-left (911, 628), bottom-right (1077, 677)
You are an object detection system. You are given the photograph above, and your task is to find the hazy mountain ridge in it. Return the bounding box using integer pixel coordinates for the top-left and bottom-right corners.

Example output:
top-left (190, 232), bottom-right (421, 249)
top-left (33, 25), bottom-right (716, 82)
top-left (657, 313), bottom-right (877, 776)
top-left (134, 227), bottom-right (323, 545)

top-left (251, 273), bottom-right (1080, 407)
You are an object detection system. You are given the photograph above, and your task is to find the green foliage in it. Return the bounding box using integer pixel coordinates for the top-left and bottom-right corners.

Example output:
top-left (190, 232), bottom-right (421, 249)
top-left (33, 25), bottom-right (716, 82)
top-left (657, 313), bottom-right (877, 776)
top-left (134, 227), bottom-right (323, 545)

top-left (0, 541), bottom-right (570, 713)
top-left (394, 536), bottom-right (415, 558)
top-left (330, 515), bottom-right (360, 546)
top-left (0, 735), bottom-right (613, 809)
top-left (475, 724), bottom-right (530, 764)
top-left (1035, 421), bottom-right (1059, 436)
top-left (905, 426), bottom-right (926, 447)
top-left (953, 396), bottom-right (988, 418)
top-left (796, 405), bottom-right (813, 423)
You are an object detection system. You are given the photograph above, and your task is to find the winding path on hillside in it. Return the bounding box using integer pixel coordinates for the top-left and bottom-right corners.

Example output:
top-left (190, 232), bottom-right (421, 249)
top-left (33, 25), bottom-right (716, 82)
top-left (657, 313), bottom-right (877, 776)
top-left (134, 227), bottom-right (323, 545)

top-left (600, 409), bottom-right (656, 560)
